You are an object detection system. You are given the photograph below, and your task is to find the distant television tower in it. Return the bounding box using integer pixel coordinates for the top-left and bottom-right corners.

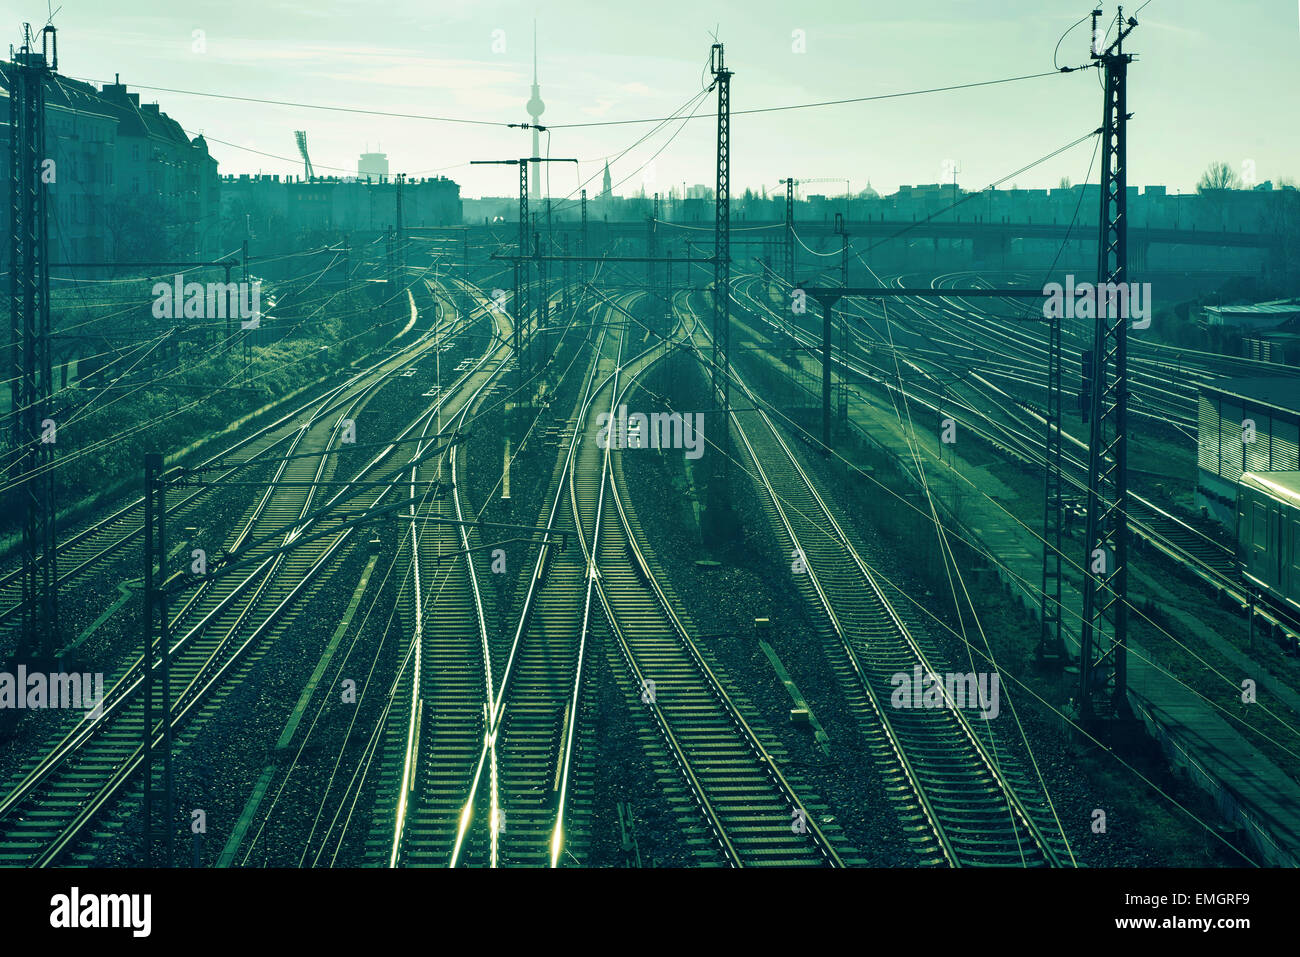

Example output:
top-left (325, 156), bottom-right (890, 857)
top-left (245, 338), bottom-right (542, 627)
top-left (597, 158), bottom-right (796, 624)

top-left (526, 20), bottom-right (545, 203)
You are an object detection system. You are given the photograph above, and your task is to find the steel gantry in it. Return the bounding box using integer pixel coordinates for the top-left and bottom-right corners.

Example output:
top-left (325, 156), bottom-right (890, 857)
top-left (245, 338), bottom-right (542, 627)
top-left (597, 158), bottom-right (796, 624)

top-left (1079, 7), bottom-right (1139, 725)
top-left (800, 286), bottom-right (1047, 449)
top-left (470, 156), bottom-right (577, 393)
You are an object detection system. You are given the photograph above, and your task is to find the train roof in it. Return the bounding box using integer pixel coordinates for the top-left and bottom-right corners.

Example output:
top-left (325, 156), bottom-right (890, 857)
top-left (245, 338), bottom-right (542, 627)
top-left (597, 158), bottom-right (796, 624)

top-left (1241, 470), bottom-right (1300, 508)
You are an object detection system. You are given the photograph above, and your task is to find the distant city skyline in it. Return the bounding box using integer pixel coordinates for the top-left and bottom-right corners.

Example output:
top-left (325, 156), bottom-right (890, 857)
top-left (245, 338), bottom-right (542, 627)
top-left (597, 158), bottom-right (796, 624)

top-left (10, 0), bottom-right (1299, 200)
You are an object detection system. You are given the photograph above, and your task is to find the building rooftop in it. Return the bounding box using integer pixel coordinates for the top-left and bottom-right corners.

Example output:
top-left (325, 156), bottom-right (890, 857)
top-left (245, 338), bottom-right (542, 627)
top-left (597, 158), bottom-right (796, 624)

top-left (1202, 376), bottom-right (1300, 416)
top-left (1205, 299), bottom-right (1300, 318)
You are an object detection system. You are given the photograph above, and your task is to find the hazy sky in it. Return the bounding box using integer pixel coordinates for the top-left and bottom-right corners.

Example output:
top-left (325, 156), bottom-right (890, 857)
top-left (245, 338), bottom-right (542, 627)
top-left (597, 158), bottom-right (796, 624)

top-left (14, 0), bottom-right (1300, 199)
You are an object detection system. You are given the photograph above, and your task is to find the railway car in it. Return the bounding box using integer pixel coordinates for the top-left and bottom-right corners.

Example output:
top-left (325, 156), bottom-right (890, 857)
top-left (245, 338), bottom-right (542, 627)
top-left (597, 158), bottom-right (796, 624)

top-left (1237, 470), bottom-right (1300, 618)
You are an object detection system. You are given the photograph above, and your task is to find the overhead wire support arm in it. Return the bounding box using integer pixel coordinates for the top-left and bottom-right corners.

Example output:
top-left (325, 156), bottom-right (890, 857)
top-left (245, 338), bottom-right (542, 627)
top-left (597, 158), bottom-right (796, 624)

top-left (162, 495), bottom-right (571, 595)
top-left (800, 286), bottom-right (1049, 448)
top-left (179, 428), bottom-right (467, 476)
top-left (488, 253), bottom-right (713, 264)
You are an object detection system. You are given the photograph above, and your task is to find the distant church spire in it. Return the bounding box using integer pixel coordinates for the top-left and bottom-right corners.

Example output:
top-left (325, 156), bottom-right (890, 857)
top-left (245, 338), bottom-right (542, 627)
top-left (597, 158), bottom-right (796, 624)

top-left (601, 161), bottom-right (612, 200)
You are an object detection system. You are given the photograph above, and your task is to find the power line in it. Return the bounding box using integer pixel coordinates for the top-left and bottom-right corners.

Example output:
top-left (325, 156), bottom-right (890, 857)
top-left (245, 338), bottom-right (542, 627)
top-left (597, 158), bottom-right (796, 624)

top-left (66, 67), bottom-right (1078, 134)
top-left (551, 69), bottom-right (1080, 128)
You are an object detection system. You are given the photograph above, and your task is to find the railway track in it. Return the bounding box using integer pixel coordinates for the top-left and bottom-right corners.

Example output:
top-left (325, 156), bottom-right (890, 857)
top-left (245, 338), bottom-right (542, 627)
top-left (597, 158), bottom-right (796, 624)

top-left (378, 321), bottom-right (519, 866)
top-left (0, 276), bottom-right (490, 648)
top-left (0, 286), bottom-right (511, 867)
top-left (373, 281), bottom-right (607, 867)
top-left (440, 295), bottom-right (633, 867)
top-left (688, 297), bottom-right (1072, 867)
top-left (731, 271), bottom-right (1245, 602)
top-left (596, 313), bottom-right (848, 866)
top-left (389, 281), bottom-right (849, 868)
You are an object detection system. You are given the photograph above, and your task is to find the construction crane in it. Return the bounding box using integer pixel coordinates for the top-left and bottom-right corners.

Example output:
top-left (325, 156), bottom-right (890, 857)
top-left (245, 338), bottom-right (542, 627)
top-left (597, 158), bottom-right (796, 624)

top-left (796, 177), bottom-right (851, 200)
top-left (776, 178), bottom-right (851, 201)
top-left (294, 130), bottom-right (315, 181)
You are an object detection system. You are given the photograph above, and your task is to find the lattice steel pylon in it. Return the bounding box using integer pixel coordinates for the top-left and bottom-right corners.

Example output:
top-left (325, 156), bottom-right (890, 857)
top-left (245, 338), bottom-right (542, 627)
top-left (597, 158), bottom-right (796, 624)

top-left (518, 161), bottom-right (528, 369)
top-left (698, 41), bottom-right (739, 544)
top-left (1079, 8), bottom-right (1138, 723)
top-left (710, 43), bottom-right (732, 449)
top-left (8, 24), bottom-right (59, 662)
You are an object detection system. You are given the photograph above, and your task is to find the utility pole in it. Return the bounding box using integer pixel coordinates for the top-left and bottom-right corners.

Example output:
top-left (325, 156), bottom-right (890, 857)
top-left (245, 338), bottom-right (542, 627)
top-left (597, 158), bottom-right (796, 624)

top-left (561, 232), bottom-right (570, 311)
top-left (395, 173), bottom-right (406, 271)
top-left (463, 230), bottom-right (471, 323)
top-left (835, 212), bottom-right (848, 288)
top-left (820, 297), bottom-right (834, 446)
top-left (385, 226), bottom-right (395, 323)
top-left (1079, 6), bottom-right (1139, 727)
top-left (535, 229), bottom-right (547, 375)
top-left (8, 22), bottom-right (59, 662)
top-left (648, 193), bottom-right (659, 311)
top-left (1038, 302), bottom-right (1066, 668)
top-left (782, 177), bottom-right (795, 286)
top-left (580, 188), bottom-right (588, 284)
top-left (142, 452), bottom-right (174, 867)
top-left (223, 260), bottom-right (233, 342)
top-left (835, 214), bottom-right (849, 427)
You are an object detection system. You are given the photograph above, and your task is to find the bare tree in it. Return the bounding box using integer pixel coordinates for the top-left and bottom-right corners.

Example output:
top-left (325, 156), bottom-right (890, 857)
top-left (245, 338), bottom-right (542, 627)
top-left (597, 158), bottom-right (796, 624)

top-left (1197, 161), bottom-right (1241, 193)
top-left (1058, 176), bottom-right (1072, 189)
